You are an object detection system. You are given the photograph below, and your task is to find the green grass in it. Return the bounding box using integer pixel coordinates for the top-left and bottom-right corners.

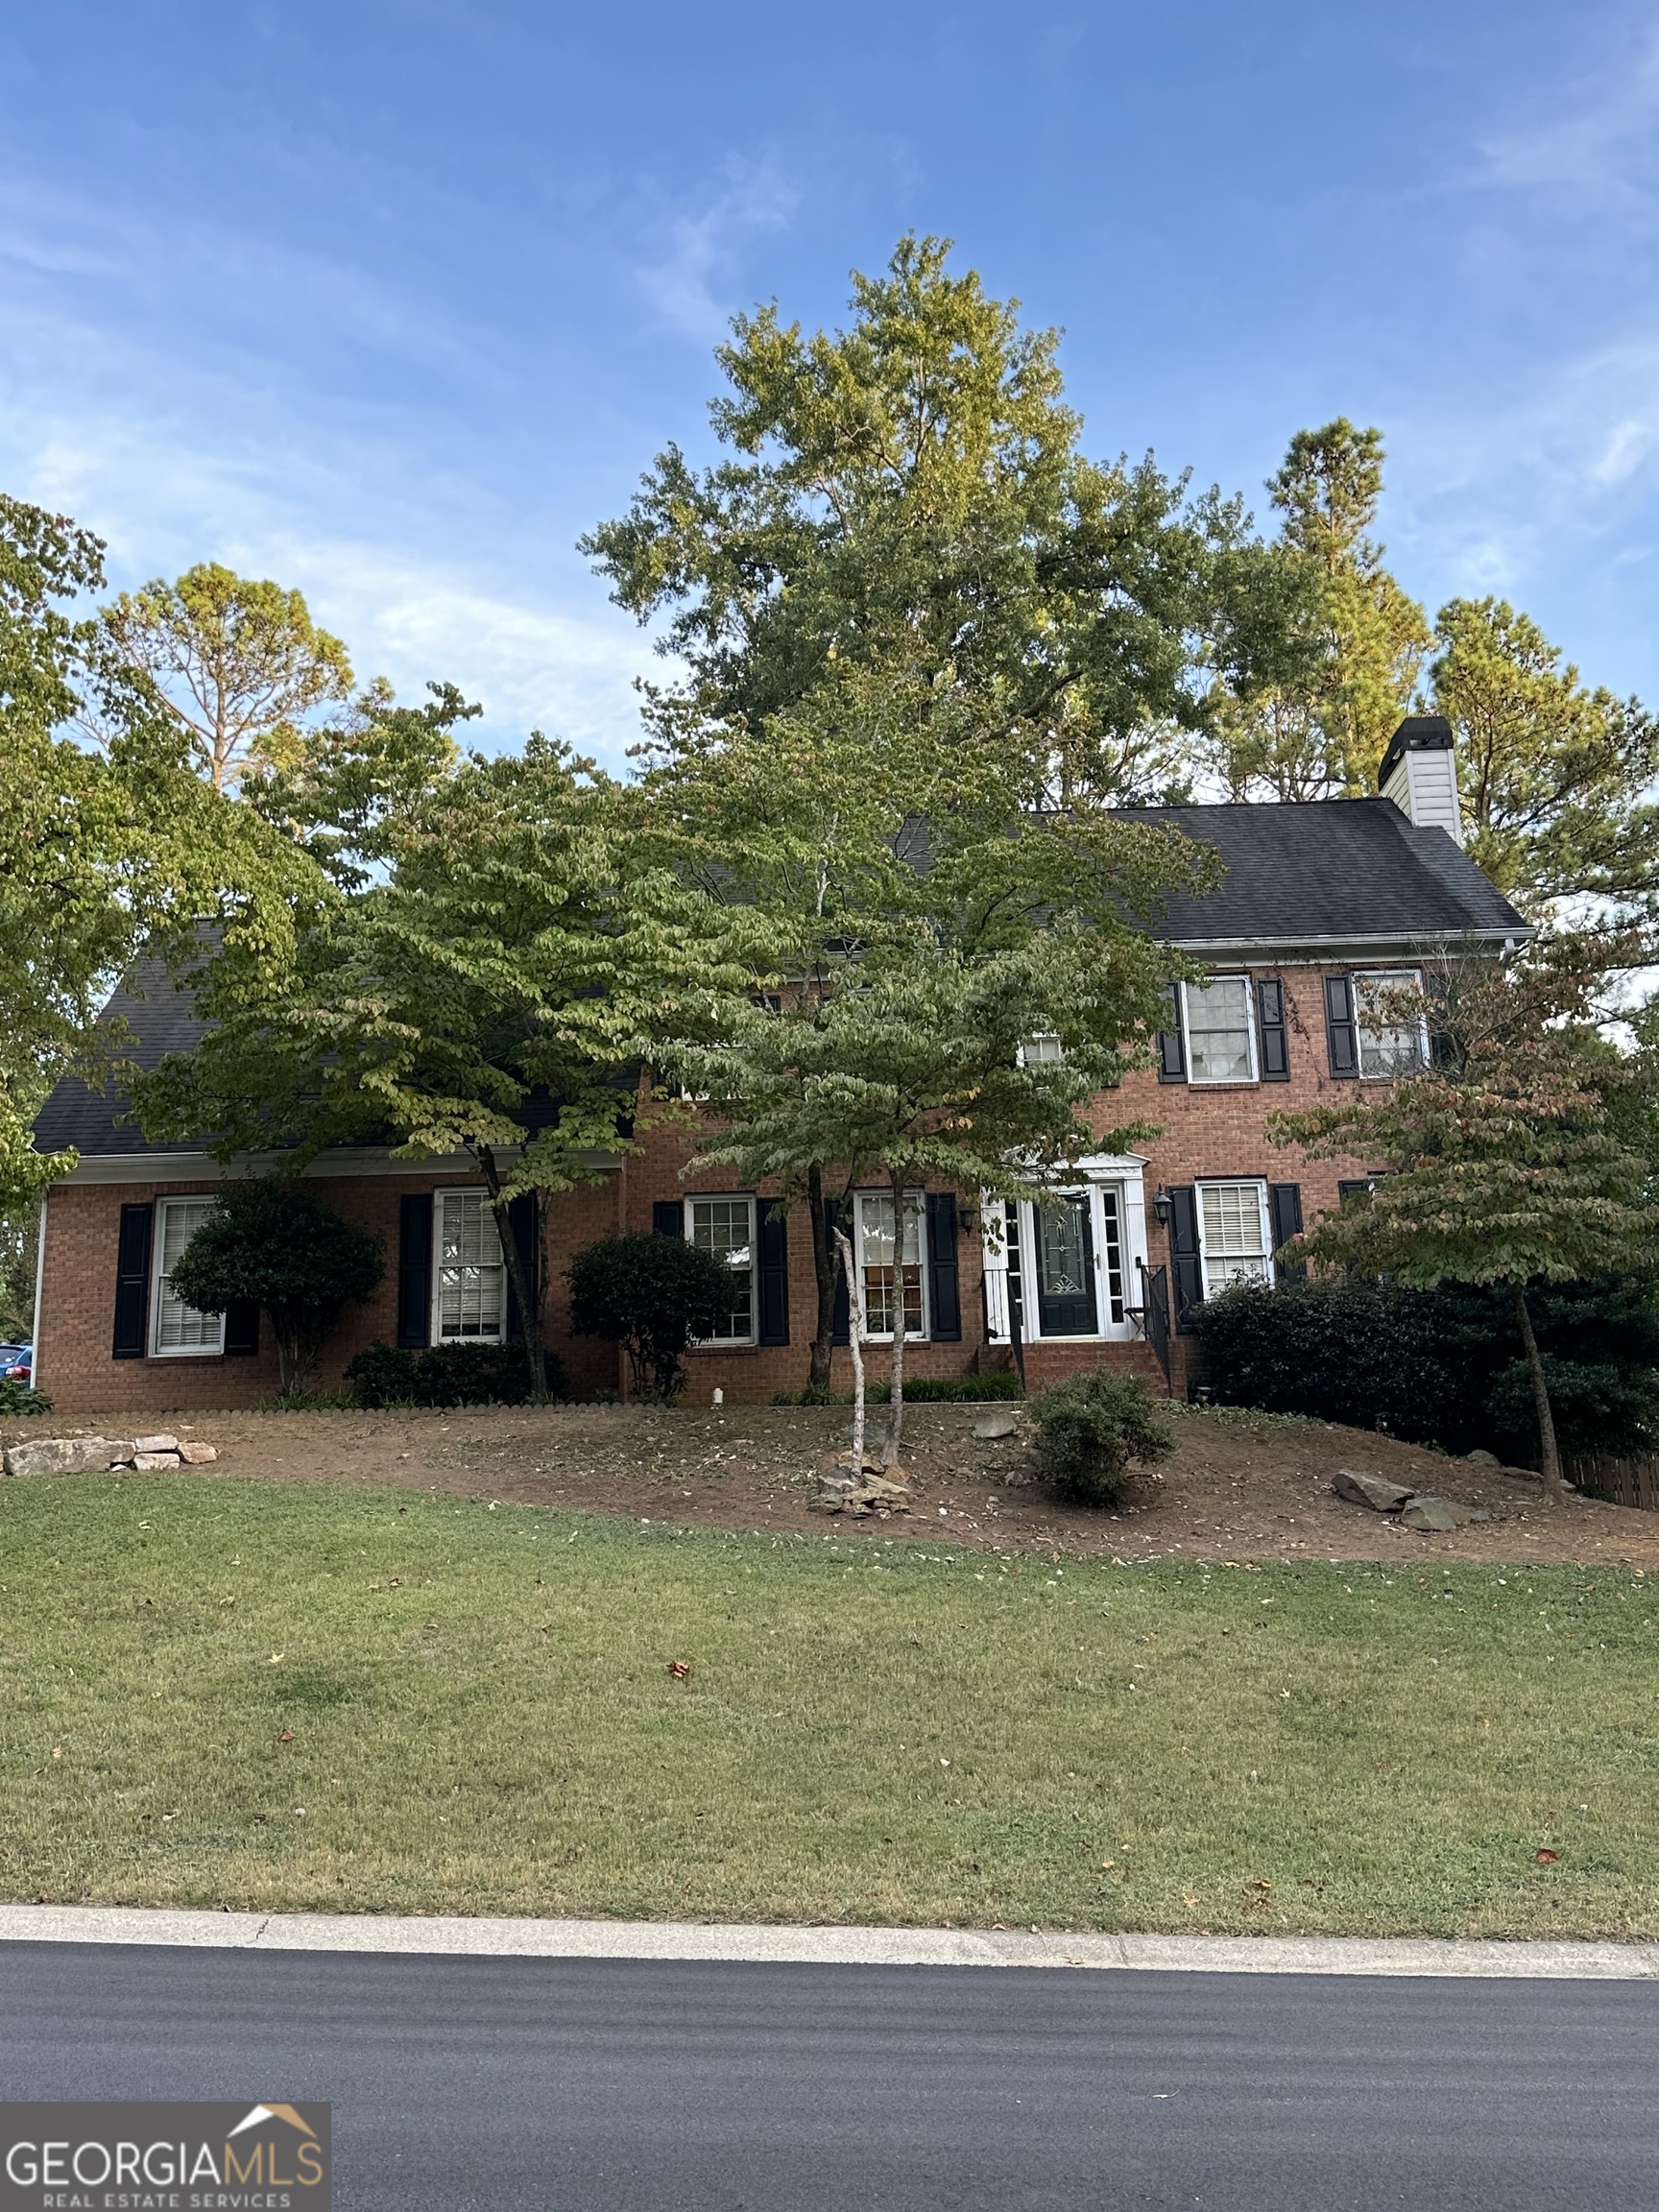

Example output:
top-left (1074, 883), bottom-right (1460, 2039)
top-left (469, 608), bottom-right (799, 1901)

top-left (2, 1475), bottom-right (1655, 1936)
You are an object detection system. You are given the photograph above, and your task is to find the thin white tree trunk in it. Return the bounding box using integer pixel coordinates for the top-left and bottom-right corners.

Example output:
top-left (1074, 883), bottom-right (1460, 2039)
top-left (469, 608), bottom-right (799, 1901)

top-left (832, 1226), bottom-right (867, 1476)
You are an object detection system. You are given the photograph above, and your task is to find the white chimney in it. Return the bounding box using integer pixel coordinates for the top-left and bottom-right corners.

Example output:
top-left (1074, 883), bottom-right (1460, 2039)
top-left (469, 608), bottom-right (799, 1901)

top-left (1380, 715), bottom-right (1462, 845)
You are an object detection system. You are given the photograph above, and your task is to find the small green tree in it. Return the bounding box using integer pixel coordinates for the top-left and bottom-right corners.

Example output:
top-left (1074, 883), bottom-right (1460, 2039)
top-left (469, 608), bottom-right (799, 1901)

top-left (1274, 957), bottom-right (1659, 1498)
top-left (168, 1180), bottom-right (383, 1393)
top-left (565, 1232), bottom-right (734, 1400)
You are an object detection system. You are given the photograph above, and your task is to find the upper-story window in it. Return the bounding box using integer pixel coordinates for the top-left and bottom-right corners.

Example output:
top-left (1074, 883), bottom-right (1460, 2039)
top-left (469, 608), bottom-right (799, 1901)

top-left (1158, 977), bottom-right (1288, 1086)
top-left (1183, 977), bottom-right (1256, 1083)
top-left (1326, 971), bottom-right (1426, 1080)
top-left (1021, 1033), bottom-right (1065, 1066)
top-left (1355, 972), bottom-right (1426, 1077)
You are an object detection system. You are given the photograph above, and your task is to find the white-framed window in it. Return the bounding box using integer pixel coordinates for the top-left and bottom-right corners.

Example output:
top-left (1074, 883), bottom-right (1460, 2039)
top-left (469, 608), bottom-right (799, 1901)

top-left (1182, 975), bottom-right (1257, 1084)
top-left (433, 1190), bottom-right (506, 1342)
top-left (854, 1190), bottom-right (928, 1340)
top-left (1355, 971), bottom-right (1427, 1079)
top-left (686, 1194), bottom-right (757, 1344)
top-left (1020, 1033), bottom-right (1065, 1066)
top-left (1196, 1180), bottom-right (1273, 1296)
top-left (152, 1196), bottom-right (227, 1356)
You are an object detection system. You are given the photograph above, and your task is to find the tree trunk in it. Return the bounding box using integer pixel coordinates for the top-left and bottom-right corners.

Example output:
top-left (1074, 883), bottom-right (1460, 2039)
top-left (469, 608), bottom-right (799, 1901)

top-left (807, 1163), bottom-right (837, 1393)
top-left (882, 1166), bottom-right (908, 1473)
top-left (832, 1226), bottom-right (866, 1475)
top-left (1513, 1284), bottom-right (1563, 1503)
top-left (475, 1145), bottom-right (547, 1397)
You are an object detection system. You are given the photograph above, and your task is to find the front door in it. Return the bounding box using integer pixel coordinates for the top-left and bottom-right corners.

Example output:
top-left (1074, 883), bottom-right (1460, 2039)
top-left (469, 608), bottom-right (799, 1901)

top-left (1034, 1194), bottom-right (1098, 1336)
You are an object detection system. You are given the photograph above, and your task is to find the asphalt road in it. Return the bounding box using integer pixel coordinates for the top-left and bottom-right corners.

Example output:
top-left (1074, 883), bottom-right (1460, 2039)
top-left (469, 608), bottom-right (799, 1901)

top-left (1, 1943), bottom-right (1654, 2210)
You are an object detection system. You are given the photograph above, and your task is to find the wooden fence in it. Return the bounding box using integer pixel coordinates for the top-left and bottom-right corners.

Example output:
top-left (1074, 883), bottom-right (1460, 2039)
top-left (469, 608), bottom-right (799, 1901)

top-left (1567, 1455), bottom-right (1659, 1513)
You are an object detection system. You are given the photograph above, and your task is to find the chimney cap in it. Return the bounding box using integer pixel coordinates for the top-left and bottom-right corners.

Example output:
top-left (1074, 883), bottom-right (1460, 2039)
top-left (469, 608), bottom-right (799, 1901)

top-left (1379, 714), bottom-right (1454, 789)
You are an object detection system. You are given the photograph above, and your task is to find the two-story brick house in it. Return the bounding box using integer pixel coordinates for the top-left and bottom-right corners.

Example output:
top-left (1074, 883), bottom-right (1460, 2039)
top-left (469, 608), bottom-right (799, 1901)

top-left (27, 717), bottom-right (1526, 1413)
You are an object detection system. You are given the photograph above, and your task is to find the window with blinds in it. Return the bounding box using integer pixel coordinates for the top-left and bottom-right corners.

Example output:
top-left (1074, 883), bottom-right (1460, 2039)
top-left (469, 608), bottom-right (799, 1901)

top-left (434, 1190), bottom-right (506, 1340)
top-left (1196, 1181), bottom-right (1271, 1296)
top-left (153, 1197), bottom-right (225, 1355)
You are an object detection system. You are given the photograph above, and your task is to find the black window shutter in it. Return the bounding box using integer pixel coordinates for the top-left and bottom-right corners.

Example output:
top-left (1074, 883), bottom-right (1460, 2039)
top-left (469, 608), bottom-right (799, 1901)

top-left (505, 1190), bottom-right (538, 1338)
top-left (757, 1201), bottom-right (789, 1346)
top-left (1257, 978), bottom-right (1290, 1081)
top-left (1156, 984), bottom-right (1187, 1083)
top-left (224, 1300), bottom-right (260, 1357)
top-left (111, 1201), bottom-right (154, 1359)
top-left (925, 1191), bottom-right (962, 1341)
top-left (653, 1199), bottom-right (685, 1238)
top-left (826, 1197), bottom-right (852, 1344)
top-left (1325, 976), bottom-right (1359, 1077)
top-left (1268, 1184), bottom-right (1305, 1283)
top-left (397, 1192), bottom-right (434, 1350)
top-left (1167, 1186), bottom-right (1203, 1333)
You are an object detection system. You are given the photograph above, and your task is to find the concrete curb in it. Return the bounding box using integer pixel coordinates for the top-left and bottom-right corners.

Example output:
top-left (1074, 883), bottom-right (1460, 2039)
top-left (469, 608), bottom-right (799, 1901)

top-left (1, 1905), bottom-right (1656, 1977)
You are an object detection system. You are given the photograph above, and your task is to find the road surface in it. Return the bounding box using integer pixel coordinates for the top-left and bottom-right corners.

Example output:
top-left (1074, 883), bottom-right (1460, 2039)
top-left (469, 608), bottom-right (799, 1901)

top-left (1, 1941), bottom-right (1653, 2209)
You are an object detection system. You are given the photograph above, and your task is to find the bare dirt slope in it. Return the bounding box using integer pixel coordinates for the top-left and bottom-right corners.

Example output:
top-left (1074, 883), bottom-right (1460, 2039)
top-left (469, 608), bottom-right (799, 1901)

top-left (6, 1401), bottom-right (1652, 1566)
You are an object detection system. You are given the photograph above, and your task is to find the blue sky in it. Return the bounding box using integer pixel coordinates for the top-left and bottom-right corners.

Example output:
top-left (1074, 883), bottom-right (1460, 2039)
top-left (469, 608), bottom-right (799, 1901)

top-left (3, 1), bottom-right (1657, 766)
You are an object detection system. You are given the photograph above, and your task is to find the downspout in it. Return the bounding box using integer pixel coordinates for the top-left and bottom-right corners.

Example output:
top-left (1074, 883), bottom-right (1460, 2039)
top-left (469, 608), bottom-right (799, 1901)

top-left (30, 1190), bottom-right (48, 1388)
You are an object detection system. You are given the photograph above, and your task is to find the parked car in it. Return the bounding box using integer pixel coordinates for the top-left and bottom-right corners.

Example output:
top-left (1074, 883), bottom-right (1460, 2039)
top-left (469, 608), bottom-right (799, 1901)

top-left (0, 1345), bottom-right (32, 1383)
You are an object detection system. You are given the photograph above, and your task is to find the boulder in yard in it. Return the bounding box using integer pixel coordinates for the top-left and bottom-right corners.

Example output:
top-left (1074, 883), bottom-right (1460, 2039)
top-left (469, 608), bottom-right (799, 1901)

top-left (132, 1451), bottom-right (183, 1471)
top-left (1399, 1495), bottom-right (1490, 1531)
top-left (132, 1433), bottom-right (180, 1455)
top-left (1332, 1468), bottom-right (1414, 1513)
top-left (972, 1409), bottom-right (1022, 1441)
top-left (4, 1436), bottom-right (121, 1478)
top-left (177, 1441), bottom-right (218, 1465)
top-left (1466, 1449), bottom-right (1500, 1465)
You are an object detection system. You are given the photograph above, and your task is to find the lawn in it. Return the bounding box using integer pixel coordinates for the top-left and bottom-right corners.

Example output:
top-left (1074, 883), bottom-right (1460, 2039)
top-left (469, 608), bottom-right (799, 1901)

top-left (1, 1473), bottom-right (1655, 1937)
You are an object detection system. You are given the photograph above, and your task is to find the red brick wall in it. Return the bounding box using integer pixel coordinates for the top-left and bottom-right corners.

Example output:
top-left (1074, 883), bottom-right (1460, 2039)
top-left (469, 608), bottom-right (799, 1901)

top-left (37, 964), bottom-right (1381, 1412)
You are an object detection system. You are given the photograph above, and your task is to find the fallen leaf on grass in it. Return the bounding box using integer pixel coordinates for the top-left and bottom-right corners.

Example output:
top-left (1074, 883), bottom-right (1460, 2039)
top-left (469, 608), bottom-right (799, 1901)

top-left (1536, 1848), bottom-right (1559, 1864)
top-left (276, 1730), bottom-right (295, 1744)
top-left (266, 1653), bottom-right (284, 1665)
top-left (667, 1659), bottom-right (691, 1679)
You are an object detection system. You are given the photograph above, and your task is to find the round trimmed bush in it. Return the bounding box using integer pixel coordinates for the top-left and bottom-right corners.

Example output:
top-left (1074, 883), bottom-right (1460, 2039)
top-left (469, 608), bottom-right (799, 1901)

top-left (1028, 1367), bottom-right (1176, 1506)
top-left (566, 1232), bottom-right (734, 1401)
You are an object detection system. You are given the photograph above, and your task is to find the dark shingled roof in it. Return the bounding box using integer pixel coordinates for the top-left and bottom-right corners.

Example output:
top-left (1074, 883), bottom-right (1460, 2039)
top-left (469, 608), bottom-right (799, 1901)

top-left (34, 962), bottom-right (211, 1159)
top-left (36, 799), bottom-right (1525, 1161)
top-left (1117, 798), bottom-right (1526, 949)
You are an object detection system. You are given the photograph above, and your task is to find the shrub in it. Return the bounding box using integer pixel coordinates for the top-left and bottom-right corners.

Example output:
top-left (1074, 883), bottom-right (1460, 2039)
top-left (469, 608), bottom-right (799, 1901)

top-left (566, 1233), bottom-right (734, 1401)
top-left (168, 1181), bottom-right (383, 1393)
top-left (1028, 1368), bottom-right (1176, 1506)
top-left (344, 1338), bottom-right (561, 1408)
top-left (0, 1379), bottom-right (51, 1417)
top-left (1192, 1273), bottom-right (1659, 1460)
top-left (772, 1372), bottom-right (1026, 1407)
top-left (1192, 1281), bottom-right (1476, 1447)
top-left (1485, 1356), bottom-right (1659, 1463)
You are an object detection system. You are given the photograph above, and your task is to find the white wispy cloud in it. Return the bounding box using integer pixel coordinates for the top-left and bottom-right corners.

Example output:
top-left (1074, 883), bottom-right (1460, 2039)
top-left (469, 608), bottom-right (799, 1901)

top-left (637, 154), bottom-right (799, 342)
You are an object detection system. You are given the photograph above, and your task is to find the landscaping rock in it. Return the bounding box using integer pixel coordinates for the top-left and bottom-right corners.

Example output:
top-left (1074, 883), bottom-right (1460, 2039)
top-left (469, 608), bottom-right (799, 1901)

top-left (4, 1436), bottom-right (121, 1478)
top-left (132, 1451), bottom-right (183, 1471)
top-left (177, 1441), bottom-right (218, 1465)
top-left (972, 1409), bottom-right (1022, 1441)
top-left (1332, 1468), bottom-right (1414, 1513)
top-left (1399, 1495), bottom-right (1491, 1531)
top-left (132, 1433), bottom-right (180, 1455)
top-left (1466, 1449), bottom-right (1500, 1465)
